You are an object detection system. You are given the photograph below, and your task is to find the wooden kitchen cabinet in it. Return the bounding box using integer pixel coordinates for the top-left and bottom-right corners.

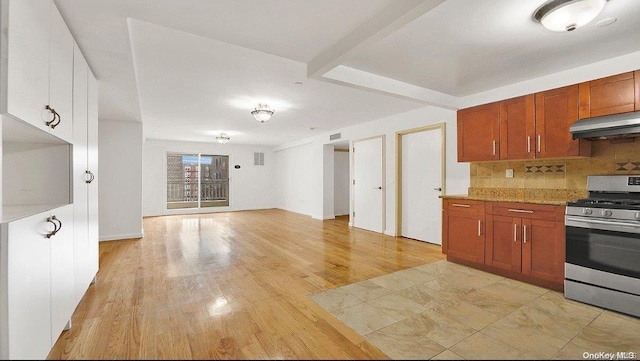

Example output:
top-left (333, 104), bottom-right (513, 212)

top-left (442, 199), bottom-right (485, 263)
top-left (457, 102), bottom-right (500, 162)
top-left (457, 86), bottom-right (590, 162)
top-left (522, 218), bottom-right (565, 284)
top-left (486, 202), bottom-right (565, 289)
top-left (485, 214), bottom-right (522, 272)
top-left (499, 95), bottom-right (535, 160)
top-left (535, 85), bottom-right (590, 159)
top-left (579, 71), bottom-right (640, 118)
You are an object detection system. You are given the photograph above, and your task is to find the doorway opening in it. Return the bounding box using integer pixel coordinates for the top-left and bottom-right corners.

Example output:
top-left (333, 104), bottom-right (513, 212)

top-left (333, 141), bottom-right (350, 217)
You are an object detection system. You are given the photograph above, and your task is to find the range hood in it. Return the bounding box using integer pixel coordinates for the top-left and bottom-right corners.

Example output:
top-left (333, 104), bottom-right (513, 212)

top-left (571, 111), bottom-right (640, 140)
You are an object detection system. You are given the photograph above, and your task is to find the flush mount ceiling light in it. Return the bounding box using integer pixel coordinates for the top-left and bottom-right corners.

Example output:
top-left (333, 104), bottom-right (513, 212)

top-left (251, 103), bottom-right (274, 123)
top-left (216, 133), bottom-right (230, 144)
top-left (533, 0), bottom-right (607, 32)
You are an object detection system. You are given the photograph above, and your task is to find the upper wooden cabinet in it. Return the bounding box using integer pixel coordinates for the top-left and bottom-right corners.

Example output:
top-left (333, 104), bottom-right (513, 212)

top-left (457, 102), bottom-right (500, 162)
top-left (456, 69), bottom-right (640, 162)
top-left (499, 95), bottom-right (535, 160)
top-left (579, 71), bottom-right (640, 118)
top-left (535, 85), bottom-right (590, 158)
top-left (458, 89), bottom-right (589, 162)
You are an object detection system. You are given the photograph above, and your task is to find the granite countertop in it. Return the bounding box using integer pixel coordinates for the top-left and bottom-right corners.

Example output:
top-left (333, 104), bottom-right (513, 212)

top-left (440, 194), bottom-right (568, 206)
top-left (439, 187), bottom-right (588, 206)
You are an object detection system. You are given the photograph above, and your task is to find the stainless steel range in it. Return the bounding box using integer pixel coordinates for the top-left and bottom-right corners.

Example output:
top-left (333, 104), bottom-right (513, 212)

top-left (565, 175), bottom-right (640, 317)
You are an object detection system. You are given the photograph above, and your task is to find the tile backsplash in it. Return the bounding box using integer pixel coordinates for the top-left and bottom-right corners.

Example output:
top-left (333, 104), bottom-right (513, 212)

top-left (470, 139), bottom-right (640, 191)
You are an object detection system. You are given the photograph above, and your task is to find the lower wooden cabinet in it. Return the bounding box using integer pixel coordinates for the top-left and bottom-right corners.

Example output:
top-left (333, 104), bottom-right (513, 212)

top-left (485, 215), bottom-right (522, 272)
top-left (444, 199), bottom-right (566, 290)
top-left (443, 199), bottom-right (485, 263)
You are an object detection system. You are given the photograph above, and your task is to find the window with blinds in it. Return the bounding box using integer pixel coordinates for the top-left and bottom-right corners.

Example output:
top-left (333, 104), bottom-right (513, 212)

top-left (166, 153), bottom-right (229, 209)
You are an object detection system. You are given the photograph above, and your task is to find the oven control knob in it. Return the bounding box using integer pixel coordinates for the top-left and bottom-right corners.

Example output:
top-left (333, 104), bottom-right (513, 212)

top-left (601, 209), bottom-right (612, 217)
top-left (582, 208), bottom-right (593, 215)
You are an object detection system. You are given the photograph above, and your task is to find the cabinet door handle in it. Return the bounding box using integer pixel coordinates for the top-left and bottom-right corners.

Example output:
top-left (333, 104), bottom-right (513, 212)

top-left (478, 220), bottom-right (482, 236)
top-left (523, 225), bottom-right (527, 244)
top-left (492, 140), bottom-right (496, 156)
top-left (85, 170), bottom-right (95, 184)
top-left (508, 209), bottom-right (534, 214)
top-left (513, 224), bottom-right (518, 242)
top-left (537, 135), bottom-right (541, 153)
top-left (46, 216), bottom-right (59, 238)
top-left (527, 136), bottom-right (531, 153)
top-left (53, 215), bottom-right (62, 235)
top-left (45, 105), bottom-right (61, 129)
top-left (451, 203), bottom-right (471, 208)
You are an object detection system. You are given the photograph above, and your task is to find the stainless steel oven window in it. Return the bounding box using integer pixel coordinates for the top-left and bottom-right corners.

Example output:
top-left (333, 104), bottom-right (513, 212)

top-left (566, 225), bottom-right (640, 279)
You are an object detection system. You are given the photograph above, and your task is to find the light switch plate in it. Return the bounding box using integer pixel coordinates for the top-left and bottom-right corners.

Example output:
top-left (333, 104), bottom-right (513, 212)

top-left (506, 169), bottom-right (514, 178)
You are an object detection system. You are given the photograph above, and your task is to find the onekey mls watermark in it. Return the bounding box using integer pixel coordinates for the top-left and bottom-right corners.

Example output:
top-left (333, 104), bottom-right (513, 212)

top-left (583, 352), bottom-right (637, 360)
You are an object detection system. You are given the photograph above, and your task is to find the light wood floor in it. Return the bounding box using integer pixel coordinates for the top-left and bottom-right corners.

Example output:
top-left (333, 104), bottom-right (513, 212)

top-left (48, 209), bottom-right (445, 359)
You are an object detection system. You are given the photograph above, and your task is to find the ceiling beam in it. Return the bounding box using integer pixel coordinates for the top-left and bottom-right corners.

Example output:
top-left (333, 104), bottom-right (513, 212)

top-left (322, 66), bottom-right (459, 109)
top-left (306, 0), bottom-right (447, 79)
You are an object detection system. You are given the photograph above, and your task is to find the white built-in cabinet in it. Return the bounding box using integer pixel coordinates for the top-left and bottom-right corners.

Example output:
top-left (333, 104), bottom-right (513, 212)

top-left (0, 0), bottom-right (99, 359)
top-left (72, 44), bottom-right (99, 304)
top-left (5, 0), bottom-right (73, 143)
top-left (87, 69), bottom-right (99, 281)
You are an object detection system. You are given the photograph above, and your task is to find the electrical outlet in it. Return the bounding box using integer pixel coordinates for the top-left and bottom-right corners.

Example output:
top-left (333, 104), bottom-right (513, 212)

top-left (506, 169), bottom-right (514, 178)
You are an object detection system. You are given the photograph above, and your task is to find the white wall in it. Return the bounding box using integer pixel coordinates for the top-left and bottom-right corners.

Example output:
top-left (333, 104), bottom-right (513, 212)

top-left (460, 50), bottom-right (640, 108)
top-left (143, 139), bottom-right (275, 217)
top-left (99, 120), bottom-right (143, 241)
top-left (273, 50), bottom-right (640, 236)
top-left (274, 104), bottom-right (464, 236)
top-left (334, 151), bottom-right (350, 216)
top-left (274, 142), bottom-right (313, 215)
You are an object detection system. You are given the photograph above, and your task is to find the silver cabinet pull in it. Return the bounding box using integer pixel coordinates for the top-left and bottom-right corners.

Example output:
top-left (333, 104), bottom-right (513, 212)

top-left (523, 225), bottom-right (527, 244)
top-left (513, 224), bottom-right (518, 242)
top-left (508, 209), bottom-right (534, 213)
top-left (433, 187), bottom-right (442, 191)
top-left (477, 220), bottom-right (482, 236)
top-left (492, 140), bottom-right (496, 156)
top-left (527, 136), bottom-right (531, 153)
top-left (537, 135), bottom-right (541, 153)
top-left (452, 203), bottom-right (471, 208)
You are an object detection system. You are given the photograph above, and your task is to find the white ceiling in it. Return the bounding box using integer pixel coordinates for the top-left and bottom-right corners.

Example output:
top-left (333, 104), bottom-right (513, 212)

top-left (53, 0), bottom-right (640, 145)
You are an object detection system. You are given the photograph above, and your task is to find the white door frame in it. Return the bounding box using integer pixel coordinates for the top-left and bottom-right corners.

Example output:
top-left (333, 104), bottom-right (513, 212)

top-left (395, 123), bottom-right (446, 237)
top-left (351, 135), bottom-right (386, 233)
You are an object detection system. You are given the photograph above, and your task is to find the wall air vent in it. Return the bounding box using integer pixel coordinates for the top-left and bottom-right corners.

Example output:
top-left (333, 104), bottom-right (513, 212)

top-left (254, 152), bottom-right (265, 166)
top-left (330, 133), bottom-right (341, 141)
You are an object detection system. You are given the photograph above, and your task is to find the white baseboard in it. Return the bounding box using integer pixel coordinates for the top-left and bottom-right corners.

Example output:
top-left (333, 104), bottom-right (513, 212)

top-left (99, 232), bottom-right (143, 242)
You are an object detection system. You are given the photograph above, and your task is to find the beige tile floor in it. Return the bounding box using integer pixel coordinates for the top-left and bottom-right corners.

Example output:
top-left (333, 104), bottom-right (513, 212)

top-left (309, 260), bottom-right (640, 360)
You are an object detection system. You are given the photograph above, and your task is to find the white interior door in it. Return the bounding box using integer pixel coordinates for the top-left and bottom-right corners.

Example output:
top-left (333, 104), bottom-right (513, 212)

top-left (353, 137), bottom-right (384, 233)
top-left (401, 128), bottom-right (442, 244)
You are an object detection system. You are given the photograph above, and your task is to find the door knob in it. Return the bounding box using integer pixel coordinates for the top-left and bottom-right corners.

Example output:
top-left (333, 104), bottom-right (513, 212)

top-left (433, 187), bottom-right (442, 191)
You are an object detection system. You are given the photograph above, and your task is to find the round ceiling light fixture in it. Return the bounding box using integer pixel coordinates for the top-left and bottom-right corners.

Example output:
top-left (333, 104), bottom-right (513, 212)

top-left (533, 0), bottom-right (607, 32)
top-left (216, 133), bottom-right (230, 144)
top-left (251, 103), bottom-right (275, 123)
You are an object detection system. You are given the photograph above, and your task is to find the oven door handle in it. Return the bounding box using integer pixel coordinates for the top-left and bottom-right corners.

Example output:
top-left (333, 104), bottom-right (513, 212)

top-left (566, 215), bottom-right (640, 232)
